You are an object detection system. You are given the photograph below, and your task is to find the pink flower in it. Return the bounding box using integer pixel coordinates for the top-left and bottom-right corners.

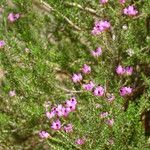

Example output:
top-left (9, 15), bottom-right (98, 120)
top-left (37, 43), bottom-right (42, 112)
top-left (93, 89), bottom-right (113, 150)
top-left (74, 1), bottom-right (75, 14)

top-left (116, 65), bottom-right (125, 75)
top-left (8, 13), bottom-right (20, 22)
top-left (62, 107), bottom-right (70, 117)
top-left (0, 40), bottom-right (5, 48)
top-left (100, 112), bottom-right (109, 118)
top-left (39, 131), bottom-right (50, 139)
top-left (51, 119), bottom-right (61, 130)
top-left (100, 0), bottom-right (108, 4)
top-left (81, 64), bottom-right (91, 74)
top-left (69, 97), bottom-right (77, 105)
top-left (46, 111), bottom-right (55, 119)
top-left (83, 81), bottom-right (95, 91)
top-left (56, 104), bottom-right (65, 117)
top-left (125, 66), bottom-right (133, 76)
top-left (64, 124), bottom-right (73, 133)
top-left (123, 6), bottom-right (138, 16)
top-left (65, 98), bottom-right (77, 112)
top-left (91, 47), bottom-right (102, 57)
top-left (75, 138), bottom-right (85, 145)
top-left (119, 0), bottom-right (126, 4)
top-left (92, 20), bottom-right (111, 35)
top-left (72, 73), bottom-right (82, 83)
top-left (94, 86), bottom-right (105, 96)
top-left (9, 90), bottom-right (16, 97)
top-left (120, 86), bottom-right (132, 96)
top-left (106, 118), bottom-right (114, 126)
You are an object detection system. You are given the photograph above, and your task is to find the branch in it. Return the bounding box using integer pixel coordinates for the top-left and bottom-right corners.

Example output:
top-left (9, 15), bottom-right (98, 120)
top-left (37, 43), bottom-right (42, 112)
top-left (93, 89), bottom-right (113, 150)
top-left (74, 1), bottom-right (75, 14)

top-left (33, 0), bottom-right (81, 31)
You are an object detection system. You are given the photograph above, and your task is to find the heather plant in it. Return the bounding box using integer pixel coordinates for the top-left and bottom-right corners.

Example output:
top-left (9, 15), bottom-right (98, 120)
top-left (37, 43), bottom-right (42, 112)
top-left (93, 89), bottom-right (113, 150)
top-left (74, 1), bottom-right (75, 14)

top-left (0, 0), bottom-right (150, 150)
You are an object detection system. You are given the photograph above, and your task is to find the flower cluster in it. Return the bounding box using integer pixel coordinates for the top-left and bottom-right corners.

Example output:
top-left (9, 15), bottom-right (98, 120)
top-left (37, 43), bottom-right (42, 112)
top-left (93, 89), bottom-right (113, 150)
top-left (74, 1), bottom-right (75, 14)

top-left (45, 97), bottom-right (77, 131)
top-left (72, 64), bottom-right (106, 97)
top-left (72, 64), bottom-right (91, 83)
top-left (116, 65), bottom-right (133, 76)
top-left (8, 13), bottom-right (20, 22)
top-left (39, 98), bottom-right (76, 138)
top-left (92, 20), bottom-right (111, 35)
top-left (46, 97), bottom-right (77, 120)
top-left (123, 6), bottom-right (138, 16)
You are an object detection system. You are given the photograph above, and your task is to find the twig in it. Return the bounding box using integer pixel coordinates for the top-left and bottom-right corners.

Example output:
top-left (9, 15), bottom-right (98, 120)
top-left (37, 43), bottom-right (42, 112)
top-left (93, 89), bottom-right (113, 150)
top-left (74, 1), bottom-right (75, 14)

top-left (64, 2), bottom-right (99, 16)
top-left (33, 0), bottom-right (81, 31)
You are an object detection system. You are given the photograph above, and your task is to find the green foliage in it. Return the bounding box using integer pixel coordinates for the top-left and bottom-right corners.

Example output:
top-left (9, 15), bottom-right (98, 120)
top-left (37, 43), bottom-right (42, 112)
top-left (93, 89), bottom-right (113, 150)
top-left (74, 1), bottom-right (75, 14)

top-left (0, 0), bottom-right (150, 149)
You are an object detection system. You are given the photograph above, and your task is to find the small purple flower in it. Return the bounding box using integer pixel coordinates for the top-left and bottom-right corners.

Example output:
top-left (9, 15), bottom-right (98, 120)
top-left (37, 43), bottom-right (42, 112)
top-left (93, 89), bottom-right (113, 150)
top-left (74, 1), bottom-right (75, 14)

top-left (119, 0), bottom-right (126, 4)
top-left (0, 40), bottom-right (5, 48)
top-left (46, 111), bottom-right (55, 119)
top-left (65, 98), bottom-right (77, 112)
top-left (116, 65), bottom-right (125, 75)
top-left (123, 6), bottom-right (138, 16)
top-left (120, 86), bottom-right (132, 96)
top-left (69, 97), bottom-right (77, 105)
top-left (72, 73), bottom-right (82, 83)
top-left (100, 112), bottom-right (109, 118)
top-left (91, 47), bottom-right (102, 57)
top-left (51, 119), bottom-right (61, 130)
top-left (56, 104), bottom-right (64, 117)
top-left (92, 20), bottom-right (111, 35)
top-left (100, 0), bottom-right (108, 4)
top-left (9, 90), bottom-right (16, 97)
top-left (83, 81), bottom-right (95, 91)
top-left (81, 64), bottom-right (91, 74)
top-left (106, 118), bottom-right (114, 126)
top-left (64, 124), bottom-right (73, 133)
top-left (39, 131), bottom-right (50, 139)
top-left (125, 66), bottom-right (133, 76)
top-left (75, 138), bottom-right (85, 145)
top-left (61, 107), bottom-right (70, 117)
top-left (94, 86), bottom-right (105, 96)
top-left (8, 13), bottom-right (20, 22)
